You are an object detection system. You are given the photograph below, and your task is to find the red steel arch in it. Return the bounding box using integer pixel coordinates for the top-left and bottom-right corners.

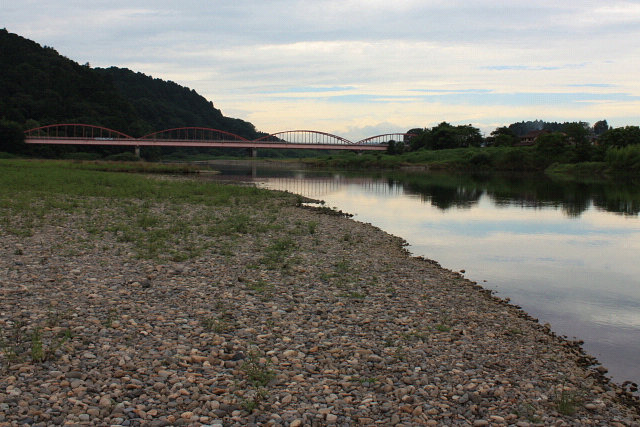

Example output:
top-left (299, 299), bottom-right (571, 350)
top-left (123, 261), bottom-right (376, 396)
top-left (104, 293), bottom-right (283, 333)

top-left (140, 127), bottom-right (249, 142)
top-left (23, 124), bottom-right (392, 151)
top-left (255, 130), bottom-right (354, 145)
top-left (24, 124), bottom-right (135, 140)
top-left (355, 133), bottom-right (416, 145)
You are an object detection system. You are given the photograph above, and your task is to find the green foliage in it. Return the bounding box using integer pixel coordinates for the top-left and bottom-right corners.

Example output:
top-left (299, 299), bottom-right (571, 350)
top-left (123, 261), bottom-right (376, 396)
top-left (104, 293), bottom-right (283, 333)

top-left (554, 387), bottom-right (581, 415)
top-left (535, 133), bottom-right (572, 166)
top-left (1, 320), bottom-right (72, 366)
top-left (201, 317), bottom-right (233, 333)
top-left (407, 122), bottom-right (483, 151)
top-left (490, 126), bottom-right (519, 147)
top-left (492, 133), bottom-right (518, 147)
top-left (241, 350), bottom-right (276, 388)
top-left (259, 237), bottom-right (297, 269)
top-left (0, 159), bottom-right (295, 260)
top-left (0, 30), bottom-right (136, 132)
top-left (508, 120), bottom-right (566, 136)
top-left (599, 126), bottom-right (640, 149)
top-left (96, 67), bottom-right (260, 140)
top-left (562, 122), bottom-right (590, 146)
top-left (593, 119), bottom-right (609, 135)
top-left (606, 145), bottom-right (640, 173)
top-left (0, 119), bottom-right (26, 154)
top-left (30, 328), bottom-right (44, 362)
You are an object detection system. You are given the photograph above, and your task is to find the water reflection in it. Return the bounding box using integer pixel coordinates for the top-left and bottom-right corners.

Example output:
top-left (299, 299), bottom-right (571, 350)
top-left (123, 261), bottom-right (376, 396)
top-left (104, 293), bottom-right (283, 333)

top-left (211, 161), bottom-right (640, 217)
top-left (207, 162), bottom-right (640, 387)
top-left (387, 172), bottom-right (640, 217)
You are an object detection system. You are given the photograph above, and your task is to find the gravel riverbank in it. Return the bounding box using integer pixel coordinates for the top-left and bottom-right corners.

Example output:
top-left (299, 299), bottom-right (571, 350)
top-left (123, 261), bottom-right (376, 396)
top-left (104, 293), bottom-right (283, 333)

top-left (1, 185), bottom-right (639, 426)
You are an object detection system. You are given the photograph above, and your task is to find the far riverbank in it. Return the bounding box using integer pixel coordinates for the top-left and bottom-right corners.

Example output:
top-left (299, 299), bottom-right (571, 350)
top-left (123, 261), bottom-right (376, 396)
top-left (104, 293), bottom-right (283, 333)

top-left (0, 159), bottom-right (638, 425)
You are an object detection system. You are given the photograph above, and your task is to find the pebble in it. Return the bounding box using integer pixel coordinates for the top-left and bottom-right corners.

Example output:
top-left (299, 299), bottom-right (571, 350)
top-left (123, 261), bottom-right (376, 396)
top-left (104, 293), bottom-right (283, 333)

top-left (0, 187), bottom-right (638, 426)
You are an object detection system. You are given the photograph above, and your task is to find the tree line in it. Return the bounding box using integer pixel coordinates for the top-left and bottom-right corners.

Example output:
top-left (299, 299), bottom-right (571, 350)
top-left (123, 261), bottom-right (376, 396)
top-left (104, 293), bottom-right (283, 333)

top-left (384, 120), bottom-right (640, 173)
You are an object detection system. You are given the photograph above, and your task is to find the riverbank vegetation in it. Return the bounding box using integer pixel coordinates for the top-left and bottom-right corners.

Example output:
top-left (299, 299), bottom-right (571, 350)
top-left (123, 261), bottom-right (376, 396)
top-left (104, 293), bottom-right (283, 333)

top-left (0, 158), bottom-right (294, 260)
top-left (307, 121), bottom-right (640, 178)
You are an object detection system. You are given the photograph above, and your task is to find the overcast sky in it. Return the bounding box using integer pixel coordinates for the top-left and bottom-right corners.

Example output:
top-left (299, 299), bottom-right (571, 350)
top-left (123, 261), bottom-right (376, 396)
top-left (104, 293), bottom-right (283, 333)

top-left (4, 1), bottom-right (640, 140)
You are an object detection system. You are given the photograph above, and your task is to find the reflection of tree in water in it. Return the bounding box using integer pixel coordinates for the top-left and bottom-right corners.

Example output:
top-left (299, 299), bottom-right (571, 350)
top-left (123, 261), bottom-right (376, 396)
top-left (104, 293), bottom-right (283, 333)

top-left (592, 183), bottom-right (640, 216)
top-left (390, 172), bottom-right (640, 218)
top-left (398, 175), bottom-right (483, 210)
top-left (558, 182), bottom-right (592, 218)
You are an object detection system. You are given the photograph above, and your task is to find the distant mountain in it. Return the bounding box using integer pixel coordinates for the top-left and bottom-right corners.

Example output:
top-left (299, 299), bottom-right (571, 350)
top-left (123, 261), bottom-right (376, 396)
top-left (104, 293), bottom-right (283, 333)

top-left (0, 29), bottom-right (260, 139)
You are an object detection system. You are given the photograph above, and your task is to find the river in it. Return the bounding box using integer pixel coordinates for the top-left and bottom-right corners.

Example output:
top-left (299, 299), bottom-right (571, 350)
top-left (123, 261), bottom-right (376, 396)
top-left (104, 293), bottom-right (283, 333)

top-left (206, 161), bottom-right (640, 389)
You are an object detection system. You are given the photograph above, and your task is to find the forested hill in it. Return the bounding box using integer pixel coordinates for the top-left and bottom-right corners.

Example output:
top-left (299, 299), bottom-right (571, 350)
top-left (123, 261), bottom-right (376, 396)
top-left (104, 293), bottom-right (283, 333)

top-left (0, 29), bottom-right (139, 134)
top-left (95, 67), bottom-right (259, 139)
top-left (0, 29), bottom-right (259, 139)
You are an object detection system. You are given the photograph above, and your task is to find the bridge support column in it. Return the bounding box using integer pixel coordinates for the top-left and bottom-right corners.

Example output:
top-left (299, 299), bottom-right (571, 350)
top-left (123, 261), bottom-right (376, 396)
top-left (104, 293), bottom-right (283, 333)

top-left (134, 146), bottom-right (141, 158)
top-left (251, 148), bottom-right (258, 158)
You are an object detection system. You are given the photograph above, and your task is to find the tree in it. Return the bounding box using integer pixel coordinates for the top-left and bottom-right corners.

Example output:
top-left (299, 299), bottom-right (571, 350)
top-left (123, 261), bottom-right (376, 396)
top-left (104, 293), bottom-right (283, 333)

top-left (430, 122), bottom-right (459, 150)
top-left (535, 132), bottom-right (568, 163)
top-left (593, 120), bottom-right (609, 135)
top-left (599, 126), bottom-right (640, 148)
top-left (562, 122), bottom-right (589, 146)
top-left (407, 128), bottom-right (429, 151)
top-left (490, 126), bottom-right (518, 146)
top-left (456, 124), bottom-right (483, 147)
top-left (0, 119), bottom-right (26, 154)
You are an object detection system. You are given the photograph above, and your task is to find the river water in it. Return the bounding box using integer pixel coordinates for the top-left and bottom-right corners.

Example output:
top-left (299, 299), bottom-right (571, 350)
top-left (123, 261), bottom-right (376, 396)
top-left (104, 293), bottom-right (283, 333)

top-left (207, 161), bottom-right (640, 388)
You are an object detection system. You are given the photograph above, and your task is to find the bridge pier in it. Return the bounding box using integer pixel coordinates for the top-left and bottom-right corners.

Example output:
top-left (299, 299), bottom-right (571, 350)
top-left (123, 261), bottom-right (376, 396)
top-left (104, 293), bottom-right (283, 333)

top-left (134, 146), bottom-right (141, 158)
top-left (252, 148), bottom-right (258, 158)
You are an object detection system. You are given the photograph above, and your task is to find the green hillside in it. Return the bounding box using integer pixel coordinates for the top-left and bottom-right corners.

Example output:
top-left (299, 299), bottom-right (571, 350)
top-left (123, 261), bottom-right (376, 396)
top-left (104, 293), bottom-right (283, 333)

top-left (96, 67), bottom-right (259, 139)
top-left (0, 29), bottom-right (261, 157)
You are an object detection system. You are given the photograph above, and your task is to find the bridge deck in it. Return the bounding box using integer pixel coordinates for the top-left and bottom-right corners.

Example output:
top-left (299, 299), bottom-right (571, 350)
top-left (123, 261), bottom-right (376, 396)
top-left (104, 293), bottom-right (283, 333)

top-left (24, 137), bottom-right (388, 151)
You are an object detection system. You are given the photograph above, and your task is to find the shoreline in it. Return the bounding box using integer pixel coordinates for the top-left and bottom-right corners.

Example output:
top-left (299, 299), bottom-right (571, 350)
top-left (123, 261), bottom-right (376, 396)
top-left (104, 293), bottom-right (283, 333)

top-left (1, 173), bottom-right (639, 425)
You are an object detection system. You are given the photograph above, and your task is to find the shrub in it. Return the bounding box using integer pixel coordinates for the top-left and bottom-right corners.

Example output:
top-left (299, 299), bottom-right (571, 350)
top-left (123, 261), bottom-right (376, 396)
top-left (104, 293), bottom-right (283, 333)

top-left (606, 145), bottom-right (640, 173)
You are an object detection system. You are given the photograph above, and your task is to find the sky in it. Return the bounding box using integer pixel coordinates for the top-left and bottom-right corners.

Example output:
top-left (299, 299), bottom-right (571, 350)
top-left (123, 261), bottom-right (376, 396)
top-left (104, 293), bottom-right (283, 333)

top-left (4, 0), bottom-right (640, 141)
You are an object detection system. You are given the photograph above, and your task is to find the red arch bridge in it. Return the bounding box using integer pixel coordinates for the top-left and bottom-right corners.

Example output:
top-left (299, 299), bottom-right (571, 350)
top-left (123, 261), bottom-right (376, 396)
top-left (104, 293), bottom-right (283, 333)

top-left (24, 124), bottom-right (415, 156)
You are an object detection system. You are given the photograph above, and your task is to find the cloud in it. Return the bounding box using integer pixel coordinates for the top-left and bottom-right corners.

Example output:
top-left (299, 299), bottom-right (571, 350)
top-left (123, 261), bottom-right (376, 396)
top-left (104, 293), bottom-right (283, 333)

top-left (3, 0), bottom-right (640, 133)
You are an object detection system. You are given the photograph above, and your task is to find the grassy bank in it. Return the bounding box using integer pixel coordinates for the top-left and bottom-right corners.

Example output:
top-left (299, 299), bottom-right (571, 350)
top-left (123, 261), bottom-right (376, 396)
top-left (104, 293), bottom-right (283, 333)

top-left (305, 145), bottom-right (640, 179)
top-left (304, 146), bottom-right (545, 172)
top-left (0, 159), bottom-right (300, 261)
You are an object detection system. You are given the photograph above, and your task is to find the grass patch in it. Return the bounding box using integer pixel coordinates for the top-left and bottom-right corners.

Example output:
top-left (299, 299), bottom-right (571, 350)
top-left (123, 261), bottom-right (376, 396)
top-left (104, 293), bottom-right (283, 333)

top-left (1, 322), bottom-right (73, 366)
top-left (259, 237), bottom-right (297, 269)
top-left (338, 291), bottom-right (367, 299)
top-left (201, 317), bottom-right (233, 333)
top-left (247, 279), bottom-right (273, 294)
top-left (0, 159), bottom-right (298, 262)
top-left (241, 350), bottom-right (276, 388)
top-left (555, 386), bottom-right (581, 416)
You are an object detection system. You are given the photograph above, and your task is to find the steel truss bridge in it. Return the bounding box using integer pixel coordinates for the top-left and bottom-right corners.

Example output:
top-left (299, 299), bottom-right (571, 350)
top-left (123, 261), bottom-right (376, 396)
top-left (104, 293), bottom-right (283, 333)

top-left (24, 124), bottom-right (414, 153)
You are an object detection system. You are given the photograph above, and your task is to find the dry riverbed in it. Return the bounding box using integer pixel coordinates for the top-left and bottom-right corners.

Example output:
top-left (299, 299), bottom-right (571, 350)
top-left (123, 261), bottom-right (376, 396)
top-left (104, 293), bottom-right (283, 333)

top-left (1, 185), bottom-right (639, 426)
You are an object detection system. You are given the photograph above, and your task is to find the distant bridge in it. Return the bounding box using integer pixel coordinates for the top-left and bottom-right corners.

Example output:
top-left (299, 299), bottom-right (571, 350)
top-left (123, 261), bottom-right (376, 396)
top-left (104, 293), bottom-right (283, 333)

top-left (24, 124), bottom-right (414, 155)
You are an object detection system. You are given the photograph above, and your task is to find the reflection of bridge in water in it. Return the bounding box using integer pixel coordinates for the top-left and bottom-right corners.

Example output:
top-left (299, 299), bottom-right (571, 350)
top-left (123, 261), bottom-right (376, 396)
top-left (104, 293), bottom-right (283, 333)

top-left (258, 176), bottom-right (405, 198)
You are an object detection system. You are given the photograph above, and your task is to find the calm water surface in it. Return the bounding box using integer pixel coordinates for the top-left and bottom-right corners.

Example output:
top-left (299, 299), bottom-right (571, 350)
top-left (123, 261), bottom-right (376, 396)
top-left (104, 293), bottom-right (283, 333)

top-left (209, 162), bottom-right (640, 388)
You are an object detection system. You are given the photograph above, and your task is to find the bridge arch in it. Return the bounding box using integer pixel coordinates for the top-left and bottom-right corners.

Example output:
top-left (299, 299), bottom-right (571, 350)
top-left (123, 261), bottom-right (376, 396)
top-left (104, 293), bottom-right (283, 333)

top-left (139, 127), bottom-right (249, 142)
top-left (254, 130), bottom-right (354, 145)
top-left (355, 133), bottom-right (416, 145)
top-left (24, 124), bottom-right (135, 140)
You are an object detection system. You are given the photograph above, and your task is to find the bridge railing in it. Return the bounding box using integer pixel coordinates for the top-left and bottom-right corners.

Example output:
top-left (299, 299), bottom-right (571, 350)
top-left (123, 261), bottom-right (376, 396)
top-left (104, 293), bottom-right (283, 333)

top-left (24, 124), bottom-right (135, 140)
top-left (139, 127), bottom-right (249, 142)
top-left (255, 130), bottom-right (354, 145)
top-left (355, 133), bottom-right (417, 145)
top-left (24, 124), bottom-right (407, 148)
